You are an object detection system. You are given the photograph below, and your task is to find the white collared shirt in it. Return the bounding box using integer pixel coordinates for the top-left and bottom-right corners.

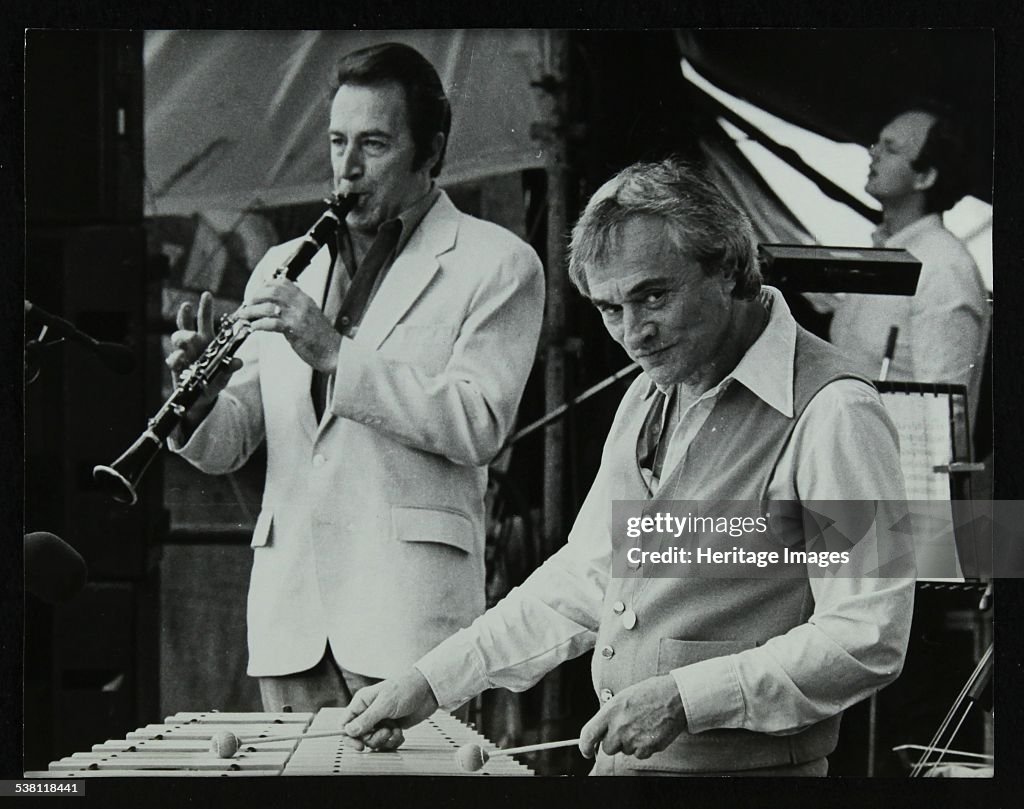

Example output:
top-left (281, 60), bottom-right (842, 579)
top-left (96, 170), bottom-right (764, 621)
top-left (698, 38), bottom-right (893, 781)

top-left (646, 288), bottom-right (795, 491)
top-left (828, 213), bottom-right (989, 426)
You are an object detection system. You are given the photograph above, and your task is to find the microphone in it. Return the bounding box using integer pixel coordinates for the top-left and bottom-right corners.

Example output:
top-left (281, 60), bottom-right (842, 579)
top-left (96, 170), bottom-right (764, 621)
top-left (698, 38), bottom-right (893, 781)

top-left (24, 532), bottom-right (88, 604)
top-left (25, 300), bottom-right (136, 374)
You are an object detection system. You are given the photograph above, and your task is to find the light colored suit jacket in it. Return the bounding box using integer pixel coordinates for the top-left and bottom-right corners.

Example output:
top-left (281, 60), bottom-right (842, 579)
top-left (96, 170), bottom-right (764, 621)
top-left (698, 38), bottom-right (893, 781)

top-left (174, 192), bottom-right (545, 678)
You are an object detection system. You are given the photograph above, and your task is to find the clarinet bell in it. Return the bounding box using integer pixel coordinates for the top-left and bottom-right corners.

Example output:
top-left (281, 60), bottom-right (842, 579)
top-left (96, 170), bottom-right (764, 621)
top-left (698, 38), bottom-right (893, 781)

top-left (92, 430), bottom-right (163, 506)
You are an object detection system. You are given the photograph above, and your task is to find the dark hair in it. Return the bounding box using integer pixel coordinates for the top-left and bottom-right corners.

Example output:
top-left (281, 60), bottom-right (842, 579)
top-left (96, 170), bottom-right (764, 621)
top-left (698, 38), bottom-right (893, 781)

top-left (333, 42), bottom-right (451, 178)
top-left (905, 103), bottom-right (972, 213)
top-left (568, 157), bottom-right (761, 300)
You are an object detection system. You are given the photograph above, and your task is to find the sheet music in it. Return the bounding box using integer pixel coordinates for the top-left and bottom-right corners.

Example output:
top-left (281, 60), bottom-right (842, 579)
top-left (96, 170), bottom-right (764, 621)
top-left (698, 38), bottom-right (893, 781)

top-left (879, 390), bottom-right (963, 580)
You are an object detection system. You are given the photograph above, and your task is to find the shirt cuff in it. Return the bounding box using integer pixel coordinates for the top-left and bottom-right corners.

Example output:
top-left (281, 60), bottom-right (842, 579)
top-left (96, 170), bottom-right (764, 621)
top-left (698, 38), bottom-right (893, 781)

top-left (165, 428), bottom-right (186, 452)
top-left (414, 629), bottom-right (491, 712)
top-left (670, 655), bottom-right (746, 734)
top-left (165, 405), bottom-right (218, 455)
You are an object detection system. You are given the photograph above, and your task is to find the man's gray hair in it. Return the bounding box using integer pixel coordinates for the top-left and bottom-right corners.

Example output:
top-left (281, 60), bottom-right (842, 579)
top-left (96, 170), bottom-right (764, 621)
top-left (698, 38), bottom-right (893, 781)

top-left (568, 158), bottom-right (762, 300)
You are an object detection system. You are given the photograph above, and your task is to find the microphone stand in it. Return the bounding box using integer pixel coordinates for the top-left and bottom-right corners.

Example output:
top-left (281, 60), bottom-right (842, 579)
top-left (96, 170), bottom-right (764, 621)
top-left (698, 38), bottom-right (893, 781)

top-left (907, 641), bottom-right (994, 776)
top-left (25, 300), bottom-right (137, 379)
top-left (898, 583), bottom-right (994, 777)
top-left (24, 326), bottom-right (66, 386)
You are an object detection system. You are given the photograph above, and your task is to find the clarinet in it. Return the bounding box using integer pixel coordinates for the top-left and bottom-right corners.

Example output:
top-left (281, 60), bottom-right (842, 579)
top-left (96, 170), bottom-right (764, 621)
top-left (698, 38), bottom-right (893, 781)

top-left (93, 193), bottom-right (359, 505)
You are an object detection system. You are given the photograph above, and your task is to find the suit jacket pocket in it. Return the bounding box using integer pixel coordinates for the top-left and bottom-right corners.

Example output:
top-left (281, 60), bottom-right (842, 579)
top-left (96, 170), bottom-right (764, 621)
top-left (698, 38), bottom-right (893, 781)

top-left (251, 509), bottom-right (274, 548)
top-left (391, 505), bottom-right (474, 554)
top-left (383, 325), bottom-right (456, 374)
top-left (656, 638), bottom-right (756, 674)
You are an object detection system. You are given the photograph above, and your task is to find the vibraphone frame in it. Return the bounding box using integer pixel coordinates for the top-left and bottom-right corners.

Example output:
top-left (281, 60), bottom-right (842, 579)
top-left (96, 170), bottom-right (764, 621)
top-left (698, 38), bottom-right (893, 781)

top-left (24, 710), bottom-right (533, 777)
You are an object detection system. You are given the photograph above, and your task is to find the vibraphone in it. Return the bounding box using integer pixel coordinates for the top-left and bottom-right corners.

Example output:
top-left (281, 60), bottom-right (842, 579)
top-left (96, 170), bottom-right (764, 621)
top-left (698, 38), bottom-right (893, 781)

top-left (25, 710), bottom-right (533, 777)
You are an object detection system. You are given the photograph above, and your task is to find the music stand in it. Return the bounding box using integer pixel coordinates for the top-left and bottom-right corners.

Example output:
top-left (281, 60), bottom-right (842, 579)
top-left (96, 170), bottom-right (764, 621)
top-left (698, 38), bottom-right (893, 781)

top-left (873, 381), bottom-right (992, 776)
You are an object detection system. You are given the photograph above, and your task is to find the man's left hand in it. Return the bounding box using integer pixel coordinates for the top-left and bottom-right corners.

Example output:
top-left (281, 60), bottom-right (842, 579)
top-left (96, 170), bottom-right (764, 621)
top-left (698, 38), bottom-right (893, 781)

top-left (579, 674), bottom-right (687, 760)
top-left (237, 278), bottom-right (342, 373)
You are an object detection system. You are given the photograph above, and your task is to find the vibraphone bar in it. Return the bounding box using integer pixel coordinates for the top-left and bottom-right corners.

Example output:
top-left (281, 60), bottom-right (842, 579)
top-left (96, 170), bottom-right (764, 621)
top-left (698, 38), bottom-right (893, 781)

top-left (24, 710), bottom-right (533, 777)
top-left (283, 708), bottom-right (531, 775)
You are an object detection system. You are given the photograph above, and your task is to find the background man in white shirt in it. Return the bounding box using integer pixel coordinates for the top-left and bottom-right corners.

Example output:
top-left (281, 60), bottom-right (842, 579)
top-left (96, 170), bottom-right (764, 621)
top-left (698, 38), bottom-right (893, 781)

top-left (828, 107), bottom-right (989, 428)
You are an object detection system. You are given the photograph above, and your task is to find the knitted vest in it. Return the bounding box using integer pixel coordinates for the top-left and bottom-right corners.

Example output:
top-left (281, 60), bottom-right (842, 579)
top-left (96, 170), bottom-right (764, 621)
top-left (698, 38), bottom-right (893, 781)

top-left (592, 328), bottom-right (866, 773)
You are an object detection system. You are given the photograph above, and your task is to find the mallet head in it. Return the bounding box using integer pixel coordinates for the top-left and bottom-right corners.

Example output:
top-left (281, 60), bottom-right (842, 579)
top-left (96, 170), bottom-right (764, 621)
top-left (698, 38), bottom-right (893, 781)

top-left (455, 743), bottom-right (489, 772)
top-left (209, 730), bottom-right (241, 759)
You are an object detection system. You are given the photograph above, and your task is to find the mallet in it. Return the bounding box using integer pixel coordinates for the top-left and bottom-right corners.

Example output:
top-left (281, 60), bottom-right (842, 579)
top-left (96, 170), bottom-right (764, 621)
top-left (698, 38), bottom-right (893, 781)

top-left (455, 737), bottom-right (582, 772)
top-left (209, 728), bottom-right (375, 758)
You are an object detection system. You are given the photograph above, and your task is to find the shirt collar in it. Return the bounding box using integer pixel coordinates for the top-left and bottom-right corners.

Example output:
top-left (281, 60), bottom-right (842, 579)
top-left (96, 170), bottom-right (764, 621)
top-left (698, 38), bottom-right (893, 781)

top-left (392, 185), bottom-right (442, 255)
top-left (331, 185), bottom-right (441, 270)
top-left (872, 212), bottom-right (943, 247)
top-left (640, 286), bottom-right (796, 418)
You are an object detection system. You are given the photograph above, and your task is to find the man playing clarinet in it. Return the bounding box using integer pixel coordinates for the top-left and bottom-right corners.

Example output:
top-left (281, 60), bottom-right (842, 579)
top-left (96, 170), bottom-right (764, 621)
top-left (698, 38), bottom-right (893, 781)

top-left (165, 42), bottom-right (545, 717)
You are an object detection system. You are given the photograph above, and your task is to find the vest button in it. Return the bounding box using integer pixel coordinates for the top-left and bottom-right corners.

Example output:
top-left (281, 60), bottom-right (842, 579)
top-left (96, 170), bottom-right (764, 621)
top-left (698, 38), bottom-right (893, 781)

top-left (612, 601), bottom-right (625, 615)
top-left (622, 609), bottom-right (637, 630)
top-left (600, 645), bottom-right (614, 659)
top-left (340, 316), bottom-right (351, 327)
top-left (312, 454), bottom-right (326, 467)
top-left (599, 688), bottom-right (614, 703)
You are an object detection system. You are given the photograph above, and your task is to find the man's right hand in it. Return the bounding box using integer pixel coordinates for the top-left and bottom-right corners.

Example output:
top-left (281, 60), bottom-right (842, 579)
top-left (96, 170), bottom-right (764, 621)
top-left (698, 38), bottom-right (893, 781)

top-left (166, 291), bottom-right (242, 432)
top-left (339, 669), bottom-right (440, 751)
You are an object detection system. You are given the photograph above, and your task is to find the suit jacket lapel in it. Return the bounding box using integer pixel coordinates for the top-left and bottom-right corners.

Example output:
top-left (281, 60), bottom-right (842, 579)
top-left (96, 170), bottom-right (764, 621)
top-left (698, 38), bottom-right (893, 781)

top-left (354, 192), bottom-right (458, 351)
top-left (316, 193), bottom-right (458, 436)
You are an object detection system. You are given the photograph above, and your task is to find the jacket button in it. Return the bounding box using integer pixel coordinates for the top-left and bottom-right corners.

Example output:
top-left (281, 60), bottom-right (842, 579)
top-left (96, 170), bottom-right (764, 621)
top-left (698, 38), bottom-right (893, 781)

top-left (622, 609), bottom-right (637, 630)
top-left (600, 645), bottom-right (614, 659)
top-left (312, 454), bottom-right (326, 467)
top-left (340, 316), bottom-right (351, 327)
top-left (612, 601), bottom-right (625, 615)
top-left (599, 688), bottom-right (614, 703)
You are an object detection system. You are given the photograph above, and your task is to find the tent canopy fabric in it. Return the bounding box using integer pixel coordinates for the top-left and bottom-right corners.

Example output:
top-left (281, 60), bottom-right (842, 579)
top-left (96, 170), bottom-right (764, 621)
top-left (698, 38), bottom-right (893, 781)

top-left (145, 30), bottom-right (994, 216)
top-left (676, 29), bottom-right (993, 204)
top-left (144, 30), bottom-right (551, 215)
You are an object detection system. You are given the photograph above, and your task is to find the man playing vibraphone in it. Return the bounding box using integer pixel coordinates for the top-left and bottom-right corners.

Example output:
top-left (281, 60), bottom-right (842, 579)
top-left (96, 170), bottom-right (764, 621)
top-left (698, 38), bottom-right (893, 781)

top-left (337, 158), bottom-right (916, 776)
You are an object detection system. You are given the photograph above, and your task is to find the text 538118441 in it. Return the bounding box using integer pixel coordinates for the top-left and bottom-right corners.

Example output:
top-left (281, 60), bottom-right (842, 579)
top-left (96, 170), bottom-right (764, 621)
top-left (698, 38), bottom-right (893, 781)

top-left (3, 780), bottom-right (84, 795)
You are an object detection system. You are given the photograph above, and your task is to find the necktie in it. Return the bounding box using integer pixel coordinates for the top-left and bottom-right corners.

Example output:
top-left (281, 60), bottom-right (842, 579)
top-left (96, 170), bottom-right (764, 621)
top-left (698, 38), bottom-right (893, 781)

top-left (311, 222), bottom-right (401, 422)
top-left (636, 388), bottom-right (676, 494)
